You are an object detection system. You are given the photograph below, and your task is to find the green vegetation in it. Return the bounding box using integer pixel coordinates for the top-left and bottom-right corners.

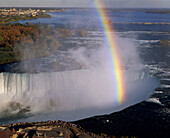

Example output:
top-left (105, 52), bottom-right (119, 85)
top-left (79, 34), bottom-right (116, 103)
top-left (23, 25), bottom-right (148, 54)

top-left (0, 23), bottom-right (61, 64)
top-left (0, 13), bottom-right (51, 24)
top-left (160, 40), bottom-right (170, 46)
top-left (0, 23), bottom-right (89, 65)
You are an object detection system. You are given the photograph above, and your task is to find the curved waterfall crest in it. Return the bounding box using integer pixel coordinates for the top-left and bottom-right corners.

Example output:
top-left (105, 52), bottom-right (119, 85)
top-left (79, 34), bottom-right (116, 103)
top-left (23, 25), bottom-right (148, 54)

top-left (0, 70), bottom-right (159, 121)
top-left (0, 70), bottom-right (159, 97)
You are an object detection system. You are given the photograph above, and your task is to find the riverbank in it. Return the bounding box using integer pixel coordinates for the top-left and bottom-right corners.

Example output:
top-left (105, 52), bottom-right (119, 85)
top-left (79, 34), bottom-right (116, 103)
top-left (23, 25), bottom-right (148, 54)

top-left (0, 23), bottom-right (88, 65)
top-left (0, 8), bottom-right (66, 24)
top-left (0, 23), bottom-right (62, 65)
top-left (0, 13), bottom-right (51, 24)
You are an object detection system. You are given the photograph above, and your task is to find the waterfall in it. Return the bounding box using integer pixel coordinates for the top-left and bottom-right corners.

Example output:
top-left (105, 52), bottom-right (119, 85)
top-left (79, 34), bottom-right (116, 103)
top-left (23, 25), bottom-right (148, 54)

top-left (0, 70), bottom-right (159, 121)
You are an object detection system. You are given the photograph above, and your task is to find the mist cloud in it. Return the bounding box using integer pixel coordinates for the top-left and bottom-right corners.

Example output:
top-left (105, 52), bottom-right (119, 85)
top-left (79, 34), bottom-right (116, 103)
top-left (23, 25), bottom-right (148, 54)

top-left (0, 33), bottom-right (159, 121)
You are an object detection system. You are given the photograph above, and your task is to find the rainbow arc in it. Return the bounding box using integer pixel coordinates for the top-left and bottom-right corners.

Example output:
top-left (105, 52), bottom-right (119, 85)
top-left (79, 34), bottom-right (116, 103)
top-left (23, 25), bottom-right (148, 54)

top-left (94, 0), bottom-right (125, 103)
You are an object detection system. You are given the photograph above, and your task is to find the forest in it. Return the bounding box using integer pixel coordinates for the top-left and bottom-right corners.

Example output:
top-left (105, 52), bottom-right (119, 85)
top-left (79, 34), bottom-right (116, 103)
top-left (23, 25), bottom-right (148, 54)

top-left (0, 23), bottom-right (88, 65)
top-left (0, 23), bottom-right (62, 64)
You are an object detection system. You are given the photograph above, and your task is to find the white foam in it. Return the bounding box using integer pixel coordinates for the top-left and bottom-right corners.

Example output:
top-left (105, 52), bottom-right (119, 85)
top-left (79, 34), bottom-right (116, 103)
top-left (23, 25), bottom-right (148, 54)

top-left (0, 70), bottom-right (159, 121)
top-left (146, 98), bottom-right (164, 106)
top-left (154, 91), bottom-right (163, 94)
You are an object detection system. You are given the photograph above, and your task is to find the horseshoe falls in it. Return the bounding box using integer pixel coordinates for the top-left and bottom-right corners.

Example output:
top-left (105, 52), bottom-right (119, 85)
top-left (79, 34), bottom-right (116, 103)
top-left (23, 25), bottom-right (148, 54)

top-left (0, 70), bottom-right (159, 122)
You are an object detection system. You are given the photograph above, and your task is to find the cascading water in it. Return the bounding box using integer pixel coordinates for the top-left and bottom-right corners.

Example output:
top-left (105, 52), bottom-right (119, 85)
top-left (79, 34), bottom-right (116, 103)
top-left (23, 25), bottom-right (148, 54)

top-left (0, 9), bottom-right (161, 123)
top-left (0, 69), bottom-right (159, 121)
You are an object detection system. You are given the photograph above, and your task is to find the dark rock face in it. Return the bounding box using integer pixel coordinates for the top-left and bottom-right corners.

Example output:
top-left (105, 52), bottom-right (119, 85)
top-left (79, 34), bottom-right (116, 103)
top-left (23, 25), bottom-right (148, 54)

top-left (165, 102), bottom-right (170, 108)
top-left (74, 102), bottom-right (170, 137)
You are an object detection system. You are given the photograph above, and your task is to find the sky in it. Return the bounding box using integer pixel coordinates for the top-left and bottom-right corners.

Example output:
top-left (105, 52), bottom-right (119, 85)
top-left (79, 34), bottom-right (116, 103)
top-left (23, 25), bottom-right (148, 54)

top-left (0, 0), bottom-right (170, 8)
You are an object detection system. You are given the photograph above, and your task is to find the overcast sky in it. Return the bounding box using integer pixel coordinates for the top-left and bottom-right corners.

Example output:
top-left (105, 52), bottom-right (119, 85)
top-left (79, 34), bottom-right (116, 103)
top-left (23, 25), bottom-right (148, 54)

top-left (0, 0), bottom-right (170, 8)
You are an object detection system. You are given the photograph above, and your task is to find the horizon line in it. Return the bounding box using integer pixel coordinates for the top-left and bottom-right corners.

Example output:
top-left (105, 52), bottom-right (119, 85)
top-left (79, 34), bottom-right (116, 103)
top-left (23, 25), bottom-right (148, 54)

top-left (0, 6), bottom-right (170, 9)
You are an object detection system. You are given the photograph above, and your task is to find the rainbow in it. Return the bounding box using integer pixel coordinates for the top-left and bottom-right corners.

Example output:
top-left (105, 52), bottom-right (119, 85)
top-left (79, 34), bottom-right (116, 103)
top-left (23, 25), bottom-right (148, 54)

top-left (94, 0), bottom-right (125, 103)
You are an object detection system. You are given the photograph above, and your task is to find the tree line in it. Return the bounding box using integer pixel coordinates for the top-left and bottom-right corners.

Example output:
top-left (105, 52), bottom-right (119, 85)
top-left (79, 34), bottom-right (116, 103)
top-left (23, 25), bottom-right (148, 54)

top-left (0, 23), bottom-right (61, 64)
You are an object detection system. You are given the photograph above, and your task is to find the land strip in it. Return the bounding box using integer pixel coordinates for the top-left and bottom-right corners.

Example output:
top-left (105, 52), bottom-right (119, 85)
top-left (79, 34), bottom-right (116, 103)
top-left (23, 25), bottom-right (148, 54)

top-left (0, 120), bottom-right (102, 138)
top-left (0, 8), bottom-right (65, 24)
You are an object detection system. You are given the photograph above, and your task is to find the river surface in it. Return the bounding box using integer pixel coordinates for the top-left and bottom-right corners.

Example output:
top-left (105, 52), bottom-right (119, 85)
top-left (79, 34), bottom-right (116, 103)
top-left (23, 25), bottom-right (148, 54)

top-left (6, 8), bottom-right (170, 104)
top-left (0, 9), bottom-right (169, 136)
